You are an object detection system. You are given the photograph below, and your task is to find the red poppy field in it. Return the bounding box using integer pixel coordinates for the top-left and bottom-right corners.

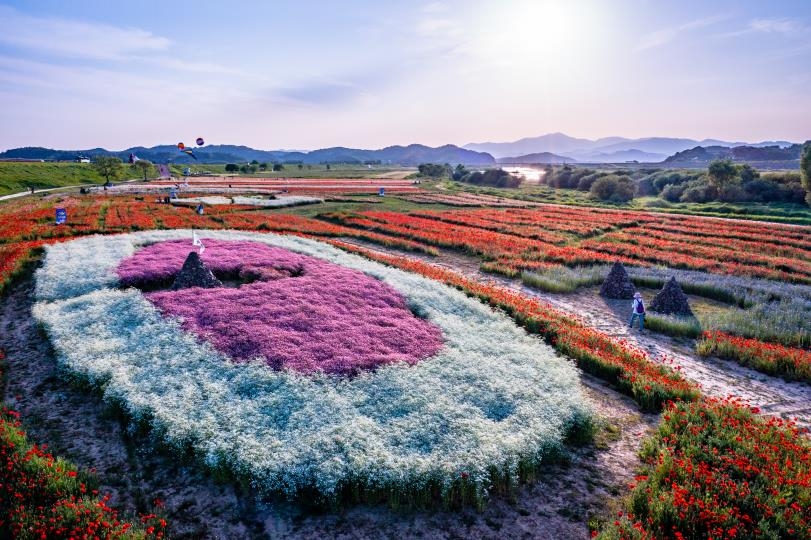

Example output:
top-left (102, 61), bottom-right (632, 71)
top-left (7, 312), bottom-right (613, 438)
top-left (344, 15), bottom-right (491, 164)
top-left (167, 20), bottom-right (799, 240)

top-left (0, 189), bottom-right (809, 539)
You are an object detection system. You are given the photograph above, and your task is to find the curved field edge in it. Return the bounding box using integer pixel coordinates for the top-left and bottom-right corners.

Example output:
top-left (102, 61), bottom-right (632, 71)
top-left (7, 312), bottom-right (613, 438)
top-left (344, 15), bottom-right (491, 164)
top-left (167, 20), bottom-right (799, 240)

top-left (328, 240), bottom-right (700, 411)
top-left (327, 240), bottom-right (811, 538)
top-left (32, 231), bottom-right (594, 509)
top-left (0, 350), bottom-right (167, 539)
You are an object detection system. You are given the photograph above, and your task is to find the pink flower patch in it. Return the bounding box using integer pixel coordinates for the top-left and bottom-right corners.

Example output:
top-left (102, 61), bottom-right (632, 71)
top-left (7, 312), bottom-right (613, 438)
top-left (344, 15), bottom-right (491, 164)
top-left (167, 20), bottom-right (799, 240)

top-left (117, 239), bottom-right (443, 375)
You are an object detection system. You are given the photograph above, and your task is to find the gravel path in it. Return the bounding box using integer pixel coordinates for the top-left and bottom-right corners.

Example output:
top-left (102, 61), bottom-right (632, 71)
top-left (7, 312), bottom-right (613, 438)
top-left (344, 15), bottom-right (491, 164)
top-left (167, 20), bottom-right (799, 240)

top-left (338, 239), bottom-right (811, 429)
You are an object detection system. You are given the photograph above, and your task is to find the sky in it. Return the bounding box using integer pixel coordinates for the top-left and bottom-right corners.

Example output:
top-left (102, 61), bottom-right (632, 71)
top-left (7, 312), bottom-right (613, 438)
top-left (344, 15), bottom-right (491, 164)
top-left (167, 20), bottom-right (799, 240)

top-left (0, 0), bottom-right (810, 151)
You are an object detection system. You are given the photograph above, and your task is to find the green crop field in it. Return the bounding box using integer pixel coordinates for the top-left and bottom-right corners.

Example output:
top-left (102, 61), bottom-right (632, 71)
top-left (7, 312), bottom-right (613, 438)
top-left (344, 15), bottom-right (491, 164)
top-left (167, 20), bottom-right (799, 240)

top-left (0, 162), bottom-right (114, 196)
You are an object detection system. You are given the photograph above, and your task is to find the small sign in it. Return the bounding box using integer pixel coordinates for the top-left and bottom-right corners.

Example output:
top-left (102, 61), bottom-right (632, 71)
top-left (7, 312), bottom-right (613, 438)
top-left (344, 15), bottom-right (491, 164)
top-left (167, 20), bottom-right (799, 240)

top-left (169, 187), bottom-right (178, 199)
top-left (55, 208), bottom-right (67, 225)
top-left (378, 187), bottom-right (385, 196)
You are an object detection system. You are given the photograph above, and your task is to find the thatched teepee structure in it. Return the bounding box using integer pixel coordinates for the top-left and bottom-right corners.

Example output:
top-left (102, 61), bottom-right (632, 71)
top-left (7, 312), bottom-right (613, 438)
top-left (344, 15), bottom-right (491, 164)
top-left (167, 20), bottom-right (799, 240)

top-left (600, 261), bottom-right (635, 299)
top-left (171, 251), bottom-right (222, 290)
top-left (649, 277), bottom-right (693, 317)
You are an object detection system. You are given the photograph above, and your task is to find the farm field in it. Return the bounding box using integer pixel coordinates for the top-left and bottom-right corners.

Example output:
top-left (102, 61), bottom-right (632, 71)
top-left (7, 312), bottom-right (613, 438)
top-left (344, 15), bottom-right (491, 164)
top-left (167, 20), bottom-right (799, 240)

top-left (0, 162), bottom-right (415, 197)
top-left (0, 187), bottom-right (809, 539)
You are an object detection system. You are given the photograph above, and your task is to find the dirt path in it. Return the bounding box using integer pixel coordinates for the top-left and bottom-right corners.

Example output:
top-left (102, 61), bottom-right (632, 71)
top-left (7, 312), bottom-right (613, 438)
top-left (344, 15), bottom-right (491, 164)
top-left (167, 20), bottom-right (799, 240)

top-left (1, 274), bottom-right (658, 538)
top-left (338, 239), bottom-right (811, 429)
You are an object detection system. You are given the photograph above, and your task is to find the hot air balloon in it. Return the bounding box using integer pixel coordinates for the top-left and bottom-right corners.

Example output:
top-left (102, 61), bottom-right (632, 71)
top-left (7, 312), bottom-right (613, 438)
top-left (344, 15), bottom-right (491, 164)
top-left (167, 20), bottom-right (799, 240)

top-left (196, 137), bottom-right (205, 146)
top-left (177, 142), bottom-right (186, 150)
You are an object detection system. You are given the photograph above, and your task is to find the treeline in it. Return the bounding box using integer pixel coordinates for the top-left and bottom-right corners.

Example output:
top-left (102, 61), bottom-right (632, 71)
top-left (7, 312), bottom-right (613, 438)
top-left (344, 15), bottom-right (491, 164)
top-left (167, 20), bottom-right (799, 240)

top-left (542, 151), bottom-right (810, 205)
top-left (417, 163), bottom-right (521, 188)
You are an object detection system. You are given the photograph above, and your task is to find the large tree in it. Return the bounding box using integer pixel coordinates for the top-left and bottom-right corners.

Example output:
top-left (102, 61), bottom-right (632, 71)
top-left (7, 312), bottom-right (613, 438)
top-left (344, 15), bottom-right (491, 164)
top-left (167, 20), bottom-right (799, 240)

top-left (131, 159), bottom-right (153, 181)
top-left (707, 159), bottom-right (738, 188)
top-left (801, 141), bottom-right (811, 206)
top-left (92, 156), bottom-right (124, 186)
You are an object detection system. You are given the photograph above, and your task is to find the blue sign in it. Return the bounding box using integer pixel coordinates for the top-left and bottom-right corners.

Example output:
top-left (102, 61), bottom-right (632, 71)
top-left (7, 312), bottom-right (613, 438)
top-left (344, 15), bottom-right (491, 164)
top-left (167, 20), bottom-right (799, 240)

top-left (55, 207), bottom-right (67, 225)
top-left (378, 187), bottom-right (385, 196)
top-left (169, 187), bottom-right (177, 199)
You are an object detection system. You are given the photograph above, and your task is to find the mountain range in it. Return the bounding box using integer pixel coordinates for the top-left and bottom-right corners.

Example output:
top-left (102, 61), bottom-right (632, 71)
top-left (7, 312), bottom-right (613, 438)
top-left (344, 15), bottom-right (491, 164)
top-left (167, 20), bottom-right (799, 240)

top-left (1, 133), bottom-right (804, 167)
top-left (0, 144), bottom-right (495, 166)
top-left (464, 132), bottom-right (796, 162)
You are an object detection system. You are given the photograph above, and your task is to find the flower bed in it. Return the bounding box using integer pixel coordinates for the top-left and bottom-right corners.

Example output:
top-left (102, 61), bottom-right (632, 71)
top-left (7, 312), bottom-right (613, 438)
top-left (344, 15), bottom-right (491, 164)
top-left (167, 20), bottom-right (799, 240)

top-left (597, 397), bottom-right (811, 539)
top-left (0, 351), bottom-right (166, 539)
top-left (230, 195), bottom-right (323, 207)
top-left (33, 231), bottom-right (592, 506)
top-left (328, 240), bottom-right (699, 411)
top-left (697, 331), bottom-right (811, 383)
top-left (118, 240), bottom-right (443, 375)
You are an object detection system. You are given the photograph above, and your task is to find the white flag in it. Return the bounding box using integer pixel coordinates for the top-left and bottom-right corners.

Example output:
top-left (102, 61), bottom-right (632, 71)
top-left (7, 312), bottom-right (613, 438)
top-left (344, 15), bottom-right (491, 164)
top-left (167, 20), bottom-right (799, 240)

top-left (192, 231), bottom-right (205, 254)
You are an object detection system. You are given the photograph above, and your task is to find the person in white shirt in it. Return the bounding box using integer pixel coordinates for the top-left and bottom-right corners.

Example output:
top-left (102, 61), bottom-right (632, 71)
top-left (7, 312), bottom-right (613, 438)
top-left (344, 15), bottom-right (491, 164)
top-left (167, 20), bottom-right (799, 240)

top-left (629, 292), bottom-right (645, 330)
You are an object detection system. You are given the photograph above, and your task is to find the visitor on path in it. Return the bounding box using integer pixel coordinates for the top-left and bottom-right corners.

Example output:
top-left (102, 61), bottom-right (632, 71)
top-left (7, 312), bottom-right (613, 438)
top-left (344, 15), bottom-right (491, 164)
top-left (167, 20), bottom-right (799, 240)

top-left (629, 292), bottom-right (645, 330)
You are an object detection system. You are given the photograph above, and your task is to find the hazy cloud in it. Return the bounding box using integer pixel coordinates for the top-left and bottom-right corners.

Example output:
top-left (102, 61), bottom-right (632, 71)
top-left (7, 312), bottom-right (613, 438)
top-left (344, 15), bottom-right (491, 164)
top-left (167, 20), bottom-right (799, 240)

top-left (276, 80), bottom-right (365, 106)
top-left (0, 5), bottom-right (170, 60)
top-left (421, 2), bottom-right (449, 14)
top-left (722, 17), bottom-right (808, 38)
top-left (637, 14), bottom-right (727, 51)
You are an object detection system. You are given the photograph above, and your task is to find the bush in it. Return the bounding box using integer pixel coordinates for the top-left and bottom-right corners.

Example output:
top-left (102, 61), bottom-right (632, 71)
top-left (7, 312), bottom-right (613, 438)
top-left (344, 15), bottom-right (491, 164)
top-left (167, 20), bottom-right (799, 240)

top-left (660, 182), bottom-right (687, 202)
top-left (574, 172), bottom-right (604, 191)
top-left (459, 169), bottom-right (521, 188)
top-left (544, 166), bottom-right (597, 189)
top-left (679, 182), bottom-right (716, 203)
top-left (589, 175), bottom-right (635, 202)
top-left (717, 184), bottom-right (747, 202)
top-left (635, 176), bottom-right (656, 196)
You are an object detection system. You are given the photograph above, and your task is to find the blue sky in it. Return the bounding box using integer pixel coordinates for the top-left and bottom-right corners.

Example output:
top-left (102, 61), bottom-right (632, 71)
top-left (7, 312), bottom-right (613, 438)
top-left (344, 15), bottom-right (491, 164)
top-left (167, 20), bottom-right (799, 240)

top-left (0, 0), bottom-right (809, 150)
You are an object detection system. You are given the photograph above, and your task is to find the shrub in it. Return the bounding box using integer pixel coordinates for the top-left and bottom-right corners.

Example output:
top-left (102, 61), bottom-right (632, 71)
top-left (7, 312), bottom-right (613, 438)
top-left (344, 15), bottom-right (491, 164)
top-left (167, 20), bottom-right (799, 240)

top-left (576, 172), bottom-right (606, 192)
top-left (589, 175), bottom-right (635, 202)
top-left (679, 182), bottom-right (716, 203)
top-left (660, 182), bottom-right (687, 202)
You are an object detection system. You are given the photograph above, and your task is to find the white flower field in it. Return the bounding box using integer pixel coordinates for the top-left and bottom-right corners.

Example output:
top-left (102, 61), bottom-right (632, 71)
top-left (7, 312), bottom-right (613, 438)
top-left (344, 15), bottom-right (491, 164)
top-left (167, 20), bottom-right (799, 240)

top-left (32, 230), bottom-right (592, 504)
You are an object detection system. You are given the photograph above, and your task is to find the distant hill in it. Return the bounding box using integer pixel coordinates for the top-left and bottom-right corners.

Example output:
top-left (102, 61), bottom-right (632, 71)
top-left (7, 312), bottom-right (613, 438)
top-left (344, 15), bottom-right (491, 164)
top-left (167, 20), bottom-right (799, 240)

top-left (497, 152), bottom-right (575, 164)
top-left (464, 132), bottom-right (797, 161)
top-left (664, 144), bottom-right (803, 164)
top-left (0, 144), bottom-right (495, 167)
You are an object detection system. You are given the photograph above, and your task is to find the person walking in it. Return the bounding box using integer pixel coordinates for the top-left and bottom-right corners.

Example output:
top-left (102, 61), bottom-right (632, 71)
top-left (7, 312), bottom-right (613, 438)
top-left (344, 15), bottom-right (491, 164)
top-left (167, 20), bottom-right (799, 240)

top-left (629, 292), bottom-right (645, 330)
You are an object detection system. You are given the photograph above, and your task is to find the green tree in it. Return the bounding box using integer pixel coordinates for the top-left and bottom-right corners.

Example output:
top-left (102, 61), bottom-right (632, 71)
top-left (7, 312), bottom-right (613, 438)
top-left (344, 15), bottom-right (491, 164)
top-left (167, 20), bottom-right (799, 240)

top-left (452, 164), bottom-right (469, 181)
top-left (707, 159), bottom-right (738, 188)
top-left (801, 141), bottom-right (811, 206)
top-left (297, 163), bottom-right (304, 170)
top-left (417, 163), bottom-right (452, 178)
top-left (92, 156), bottom-right (124, 186)
top-left (737, 163), bottom-right (759, 184)
top-left (225, 163), bottom-right (238, 173)
top-left (131, 159), bottom-right (153, 181)
top-left (272, 163), bottom-right (284, 171)
top-left (258, 162), bottom-right (268, 171)
top-left (589, 174), bottom-right (635, 202)
top-left (250, 159), bottom-right (259, 165)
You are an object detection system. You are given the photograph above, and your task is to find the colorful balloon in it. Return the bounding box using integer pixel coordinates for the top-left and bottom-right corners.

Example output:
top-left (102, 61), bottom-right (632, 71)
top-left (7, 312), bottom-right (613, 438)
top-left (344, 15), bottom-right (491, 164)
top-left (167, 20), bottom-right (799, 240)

top-left (196, 137), bottom-right (204, 146)
top-left (177, 142), bottom-right (186, 150)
